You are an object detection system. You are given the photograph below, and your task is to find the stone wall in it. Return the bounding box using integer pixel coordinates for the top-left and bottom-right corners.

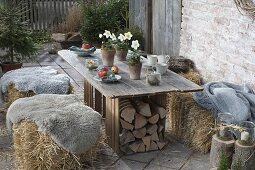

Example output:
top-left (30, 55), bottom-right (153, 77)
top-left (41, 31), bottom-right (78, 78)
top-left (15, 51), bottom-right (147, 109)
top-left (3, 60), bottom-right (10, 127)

top-left (180, 0), bottom-right (255, 88)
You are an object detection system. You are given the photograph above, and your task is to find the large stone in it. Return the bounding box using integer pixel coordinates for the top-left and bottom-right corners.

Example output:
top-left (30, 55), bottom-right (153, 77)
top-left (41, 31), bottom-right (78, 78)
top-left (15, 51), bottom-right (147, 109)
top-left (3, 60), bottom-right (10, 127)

top-left (51, 33), bottom-right (67, 42)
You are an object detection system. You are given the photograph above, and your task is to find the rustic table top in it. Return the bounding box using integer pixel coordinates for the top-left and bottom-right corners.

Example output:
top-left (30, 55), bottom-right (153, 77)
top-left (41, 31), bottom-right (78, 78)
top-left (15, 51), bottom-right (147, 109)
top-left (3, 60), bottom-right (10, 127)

top-left (58, 50), bottom-right (203, 98)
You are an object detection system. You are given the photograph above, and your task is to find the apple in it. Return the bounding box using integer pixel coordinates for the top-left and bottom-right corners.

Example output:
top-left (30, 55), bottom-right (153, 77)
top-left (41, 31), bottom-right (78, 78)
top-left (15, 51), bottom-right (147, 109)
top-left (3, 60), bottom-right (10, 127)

top-left (82, 43), bottom-right (90, 49)
top-left (98, 70), bottom-right (107, 78)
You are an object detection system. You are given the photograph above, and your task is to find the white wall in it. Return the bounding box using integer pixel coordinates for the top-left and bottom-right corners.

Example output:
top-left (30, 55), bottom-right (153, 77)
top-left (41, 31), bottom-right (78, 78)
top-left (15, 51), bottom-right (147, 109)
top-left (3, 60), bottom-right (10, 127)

top-left (180, 0), bottom-right (255, 88)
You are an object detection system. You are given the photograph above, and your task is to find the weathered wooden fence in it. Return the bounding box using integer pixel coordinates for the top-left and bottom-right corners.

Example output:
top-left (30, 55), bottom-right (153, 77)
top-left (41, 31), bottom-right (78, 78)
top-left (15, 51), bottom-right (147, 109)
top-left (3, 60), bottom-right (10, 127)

top-left (5, 0), bottom-right (76, 31)
top-left (129, 0), bottom-right (181, 55)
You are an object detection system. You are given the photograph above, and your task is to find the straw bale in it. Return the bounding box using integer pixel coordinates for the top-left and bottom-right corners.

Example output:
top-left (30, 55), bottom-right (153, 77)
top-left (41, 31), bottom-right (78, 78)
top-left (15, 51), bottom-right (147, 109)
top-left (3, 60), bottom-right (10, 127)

top-left (4, 83), bottom-right (73, 106)
top-left (166, 70), bottom-right (214, 153)
top-left (179, 69), bottom-right (202, 85)
top-left (167, 92), bottom-right (214, 153)
top-left (13, 121), bottom-right (106, 170)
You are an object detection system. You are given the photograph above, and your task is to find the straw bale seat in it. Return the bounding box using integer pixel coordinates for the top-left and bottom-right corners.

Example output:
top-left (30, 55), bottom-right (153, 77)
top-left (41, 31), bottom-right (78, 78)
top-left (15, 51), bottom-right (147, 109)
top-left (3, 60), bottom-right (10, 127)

top-left (166, 70), bottom-right (215, 153)
top-left (0, 67), bottom-right (72, 105)
top-left (7, 94), bottom-right (104, 169)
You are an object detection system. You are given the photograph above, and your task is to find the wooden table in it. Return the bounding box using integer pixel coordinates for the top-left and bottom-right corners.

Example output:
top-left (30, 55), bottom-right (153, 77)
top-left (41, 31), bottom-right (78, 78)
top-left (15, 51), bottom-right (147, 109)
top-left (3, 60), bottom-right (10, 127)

top-left (58, 49), bottom-right (202, 154)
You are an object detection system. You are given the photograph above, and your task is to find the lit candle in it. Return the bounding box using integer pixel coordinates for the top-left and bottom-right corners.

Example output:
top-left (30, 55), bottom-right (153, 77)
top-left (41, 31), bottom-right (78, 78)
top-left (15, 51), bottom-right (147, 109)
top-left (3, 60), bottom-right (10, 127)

top-left (241, 131), bottom-right (249, 141)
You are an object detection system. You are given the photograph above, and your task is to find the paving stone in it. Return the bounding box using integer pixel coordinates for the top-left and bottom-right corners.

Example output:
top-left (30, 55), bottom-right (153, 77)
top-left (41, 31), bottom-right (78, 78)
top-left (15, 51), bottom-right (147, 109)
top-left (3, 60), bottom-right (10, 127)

top-left (145, 164), bottom-right (177, 170)
top-left (180, 152), bottom-right (210, 170)
top-left (122, 151), bottom-right (159, 163)
top-left (37, 53), bottom-right (54, 62)
top-left (108, 159), bottom-right (147, 170)
top-left (51, 55), bottom-right (72, 68)
top-left (39, 62), bottom-right (60, 68)
top-left (147, 142), bottom-right (192, 169)
top-left (63, 68), bottom-right (83, 82)
top-left (94, 154), bottom-right (119, 169)
top-left (22, 62), bottom-right (41, 67)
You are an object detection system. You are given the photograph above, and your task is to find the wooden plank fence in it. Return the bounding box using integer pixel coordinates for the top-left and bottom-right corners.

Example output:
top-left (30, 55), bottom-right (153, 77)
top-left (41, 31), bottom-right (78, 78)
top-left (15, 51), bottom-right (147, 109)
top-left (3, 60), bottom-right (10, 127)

top-left (129, 0), bottom-right (181, 56)
top-left (4, 0), bottom-right (76, 31)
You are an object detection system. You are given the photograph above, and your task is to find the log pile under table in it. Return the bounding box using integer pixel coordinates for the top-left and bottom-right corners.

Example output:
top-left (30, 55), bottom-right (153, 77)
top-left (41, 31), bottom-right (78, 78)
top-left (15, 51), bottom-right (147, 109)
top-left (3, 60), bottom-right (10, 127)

top-left (119, 98), bottom-right (168, 154)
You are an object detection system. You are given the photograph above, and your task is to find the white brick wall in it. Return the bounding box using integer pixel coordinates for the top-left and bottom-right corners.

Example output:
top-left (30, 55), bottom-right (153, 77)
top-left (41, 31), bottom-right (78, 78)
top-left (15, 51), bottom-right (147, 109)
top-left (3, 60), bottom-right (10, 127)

top-left (180, 0), bottom-right (255, 88)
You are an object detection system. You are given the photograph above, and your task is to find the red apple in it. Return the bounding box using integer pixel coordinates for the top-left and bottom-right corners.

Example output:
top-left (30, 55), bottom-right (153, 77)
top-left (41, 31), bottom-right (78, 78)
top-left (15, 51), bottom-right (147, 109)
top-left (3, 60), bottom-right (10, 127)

top-left (82, 43), bottom-right (90, 49)
top-left (98, 70), bottom-right (107, 78)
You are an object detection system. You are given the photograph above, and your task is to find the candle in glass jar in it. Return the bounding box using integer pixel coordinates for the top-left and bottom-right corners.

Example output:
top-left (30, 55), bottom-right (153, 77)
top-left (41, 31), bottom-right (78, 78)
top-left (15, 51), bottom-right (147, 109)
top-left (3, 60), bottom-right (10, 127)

top-left (241, 131), bottom-right (249, 141)
top-left (219, 126), bottom-right (226, 137)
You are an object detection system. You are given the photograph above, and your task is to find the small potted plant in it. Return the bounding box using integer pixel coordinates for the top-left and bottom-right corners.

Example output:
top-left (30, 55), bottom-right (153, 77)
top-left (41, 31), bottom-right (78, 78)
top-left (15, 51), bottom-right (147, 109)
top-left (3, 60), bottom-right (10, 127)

top-left (115, 32), bottom-right (133, 61)
top-left (127, 40), bottom-right (141, 80)
top-left (0, 3), bottom-right (37, 72)
top-left (99, 30), bottom-right (116, 67)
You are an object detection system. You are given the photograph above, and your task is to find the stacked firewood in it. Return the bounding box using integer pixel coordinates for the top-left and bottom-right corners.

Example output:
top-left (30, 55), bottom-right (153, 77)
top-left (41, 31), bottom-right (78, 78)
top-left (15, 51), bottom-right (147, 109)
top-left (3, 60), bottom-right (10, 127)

top-left (119, 99), bottom-right (167, 154)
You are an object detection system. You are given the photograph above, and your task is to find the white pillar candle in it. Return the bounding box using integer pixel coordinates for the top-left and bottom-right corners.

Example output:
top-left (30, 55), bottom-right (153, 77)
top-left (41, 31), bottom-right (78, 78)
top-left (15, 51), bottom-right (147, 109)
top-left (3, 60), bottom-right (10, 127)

top-left (241, 131), bottom-right (249, 141)
top-left (219, 126), bottom-right (226, 137)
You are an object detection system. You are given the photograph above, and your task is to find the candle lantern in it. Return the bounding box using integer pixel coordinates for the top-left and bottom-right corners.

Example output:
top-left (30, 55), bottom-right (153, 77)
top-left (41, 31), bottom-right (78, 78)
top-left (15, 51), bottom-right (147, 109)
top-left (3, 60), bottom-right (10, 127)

top-left (239, 121), bottom-right (255, 146)
top-left (216, 112), bottom-right (234, 140)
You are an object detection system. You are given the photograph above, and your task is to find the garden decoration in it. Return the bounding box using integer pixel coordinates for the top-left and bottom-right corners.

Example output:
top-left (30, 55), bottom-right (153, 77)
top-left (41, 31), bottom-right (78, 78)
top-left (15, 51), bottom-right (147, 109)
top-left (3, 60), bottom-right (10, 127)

top-left (234, 0), bottom-right (255, 17)
top-left (210, 113), bottom-right (236, 169)
top-left (127, 40), bottom-right (141, 80)
top-left (0, 3), bottom-right (37, 72)
top-left (99, 30), bottom-right (116, 67)
top-left (115, 32), bottom-right (133, 61)
top-left (231, 121), bottom-right (255, 170)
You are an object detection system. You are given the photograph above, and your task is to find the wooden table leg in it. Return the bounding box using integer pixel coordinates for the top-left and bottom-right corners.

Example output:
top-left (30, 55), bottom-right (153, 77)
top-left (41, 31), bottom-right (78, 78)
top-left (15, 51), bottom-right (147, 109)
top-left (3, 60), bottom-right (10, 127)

top-left (105, 97), bottom-right (120, 154)
top-left (84, 80), bottom-right (93, 108)
top-left (95, 89), bottom-right (102, 114)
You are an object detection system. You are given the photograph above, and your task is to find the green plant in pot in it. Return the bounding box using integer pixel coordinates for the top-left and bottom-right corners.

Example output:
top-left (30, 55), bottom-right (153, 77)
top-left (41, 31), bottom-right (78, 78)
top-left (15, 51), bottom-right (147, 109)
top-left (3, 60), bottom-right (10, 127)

top-left (0, 3), bottom-right (37, 73)
top-left (127, 40), bottom-right (142, 80)
top-left (99, 30), bottom-right (116, 67)
top-left (115, 32), bottom-right (133, 61)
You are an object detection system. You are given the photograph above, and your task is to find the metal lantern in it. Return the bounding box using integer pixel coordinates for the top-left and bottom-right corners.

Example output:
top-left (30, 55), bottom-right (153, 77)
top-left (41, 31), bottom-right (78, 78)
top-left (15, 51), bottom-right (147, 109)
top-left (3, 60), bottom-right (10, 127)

top-left (216, 112), bottom-right (235, 140)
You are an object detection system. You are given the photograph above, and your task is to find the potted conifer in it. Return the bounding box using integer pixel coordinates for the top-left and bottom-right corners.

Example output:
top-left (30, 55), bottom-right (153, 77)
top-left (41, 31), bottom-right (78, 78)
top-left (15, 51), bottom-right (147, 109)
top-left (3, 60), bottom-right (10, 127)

top-left (0, 3), bottom-right (37, 72)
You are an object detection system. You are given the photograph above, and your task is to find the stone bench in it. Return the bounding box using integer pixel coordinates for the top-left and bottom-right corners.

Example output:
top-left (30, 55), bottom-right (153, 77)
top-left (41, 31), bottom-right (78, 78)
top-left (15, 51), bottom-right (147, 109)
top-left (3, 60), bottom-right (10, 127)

top-left (7, 94), bottom-right (103, 169)
top-left (0, 67), bottom-right (72, 104)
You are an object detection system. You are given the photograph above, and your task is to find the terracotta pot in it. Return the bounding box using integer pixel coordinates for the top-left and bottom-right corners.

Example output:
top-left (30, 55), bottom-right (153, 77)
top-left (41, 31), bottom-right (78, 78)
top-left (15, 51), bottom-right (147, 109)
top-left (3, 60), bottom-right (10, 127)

top-left (101, 49), bottom-right (116, 67)
top-left (116, 50), bottom-right (128, 61)
top-left (128, 63), bottom-right (142, 80)
top-left (0, 63), bottom-right (22, 73)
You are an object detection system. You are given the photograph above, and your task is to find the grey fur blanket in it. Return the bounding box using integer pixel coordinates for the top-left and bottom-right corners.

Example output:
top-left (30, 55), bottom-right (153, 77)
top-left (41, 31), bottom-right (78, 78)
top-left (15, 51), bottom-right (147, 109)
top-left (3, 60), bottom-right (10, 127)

top-left (0, 67), bottom-right (70, 94)
top-left (193, 81), bottom-right (255, 123)
top-left (6, 94), bottom-right (102, 154)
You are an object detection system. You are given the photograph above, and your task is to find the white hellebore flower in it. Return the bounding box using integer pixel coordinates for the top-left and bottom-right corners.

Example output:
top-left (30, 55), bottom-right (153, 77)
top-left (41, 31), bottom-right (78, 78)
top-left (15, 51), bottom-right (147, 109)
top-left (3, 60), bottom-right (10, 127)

top-left (103, 30), bottom-right (111, 38)
top-left (111, 33), bottom-right (117, 41)
top-left (131, 40), bottom-right (140, 50)
top-left (124, 32), bottom-right (133, 40)
top-left (99, 34), bottom-right (103, 38)
top-left (118, 34), bottom-right (125, 42)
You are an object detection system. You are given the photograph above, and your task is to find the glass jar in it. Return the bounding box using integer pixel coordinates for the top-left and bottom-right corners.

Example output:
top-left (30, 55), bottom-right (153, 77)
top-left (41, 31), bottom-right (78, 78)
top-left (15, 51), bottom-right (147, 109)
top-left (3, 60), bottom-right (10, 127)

top-left (216, 112), bottom-right (234, 140)
top-left (239, 121), bottom-right (255, 146)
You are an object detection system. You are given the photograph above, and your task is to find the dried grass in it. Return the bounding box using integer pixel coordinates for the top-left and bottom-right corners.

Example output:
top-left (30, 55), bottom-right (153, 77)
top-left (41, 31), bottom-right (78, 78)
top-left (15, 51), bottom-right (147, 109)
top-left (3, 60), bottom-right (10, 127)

top-left (4, 84), bottom-right (35, 106)
top-left (13, 121), bottom-right (106, 170)
top-left (53, 4), bottom-right (81, 33)
top-left (179, 69), bottom-right (202, 85)
top-left (4, 83), bottom-right (73, 107)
